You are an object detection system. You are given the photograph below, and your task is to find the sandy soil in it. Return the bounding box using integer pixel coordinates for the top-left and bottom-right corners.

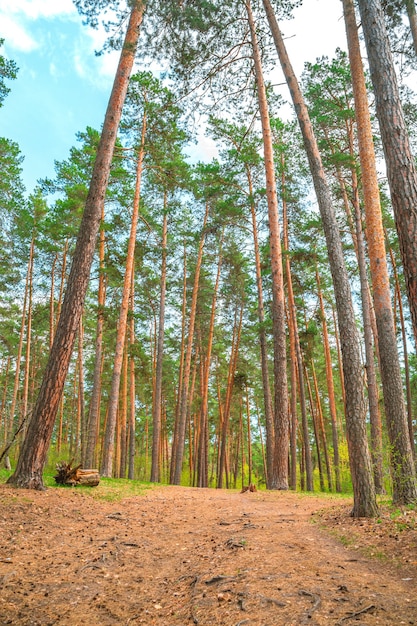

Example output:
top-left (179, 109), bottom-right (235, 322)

top-left (0, 484), bottom-right (416, 625)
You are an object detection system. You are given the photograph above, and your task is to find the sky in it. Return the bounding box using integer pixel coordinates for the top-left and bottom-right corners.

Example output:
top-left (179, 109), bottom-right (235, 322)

top-left (0, 0), bottom-right (348, 194)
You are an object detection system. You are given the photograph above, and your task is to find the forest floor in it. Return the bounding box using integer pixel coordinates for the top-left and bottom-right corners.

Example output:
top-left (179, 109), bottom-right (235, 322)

top-left (0, 481), bottom-right (416, 625)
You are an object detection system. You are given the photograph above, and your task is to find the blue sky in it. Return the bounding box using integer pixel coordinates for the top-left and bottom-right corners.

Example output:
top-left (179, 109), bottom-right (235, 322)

top-left (0, 0), bottom-right (347, 194)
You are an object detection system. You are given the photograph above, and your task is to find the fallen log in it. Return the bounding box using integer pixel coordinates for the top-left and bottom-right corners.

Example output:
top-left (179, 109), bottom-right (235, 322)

top-left (54, 460), bottom-right (100, 487)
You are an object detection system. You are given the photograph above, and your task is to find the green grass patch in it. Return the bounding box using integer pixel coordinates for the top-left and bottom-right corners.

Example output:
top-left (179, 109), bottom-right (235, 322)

top-left (1, 467), bottom-right (158, 502)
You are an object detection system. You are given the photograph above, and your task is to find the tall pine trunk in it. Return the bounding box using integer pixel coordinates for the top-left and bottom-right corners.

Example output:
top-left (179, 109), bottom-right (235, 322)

top-left (8, 2), bottom-right (145, 489)
top-left (246, 0), bottom-right (289, 490)
top-left (170, 203), bottom-right (209, 485)
top-left (344, 0), bottom-right (416, 504)
top-left (101, 110), bottom-right (147, 477)
top-left (84, 206), bottom-right (106, 468)
top-left (151, 197), bottom-right (168, 482)
top-left (262, 0), bottom-right (377, 515)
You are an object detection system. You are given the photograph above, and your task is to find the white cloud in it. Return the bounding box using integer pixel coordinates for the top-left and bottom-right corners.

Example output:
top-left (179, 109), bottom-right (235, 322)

top-left (0, 15), bottom-right (38, 51)
top-left (0, 0), bottom-right (75, 20)
top-left (0, 0), bottom-right (76, 52)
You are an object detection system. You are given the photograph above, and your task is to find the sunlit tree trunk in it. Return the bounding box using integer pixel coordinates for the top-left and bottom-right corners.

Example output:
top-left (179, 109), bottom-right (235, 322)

top-left (245, 384), bottom-right (253, 486)
top-left (20, 235), bottom-right (34, 441)
top-left (344, 0), bottom-right (416, 503)
top-left (84, 206), bottom-right (106, 468)
top-left (246, 0), bottom-right (289, 490)
top-left (247, 169), bottom-right (274, 488)
top-left (1, 357), bottom-right (10, 446)
top-left (281, 157), bottom-right (313, 491)
top-left (49, 254), bottom-right (57, 350)
top-left (8, 1), bottom-right (145, 490)
top-left (305, 366), bottom-right (324, 491)
top-left (101, 110), bottom-right (147, 478)
top-left (170, 203), bottom-right (209, 485)
top-left (151, 196), bottom-right (168, 482)
top-left (406, 0), bottom-right (417, 57)
top-left (128, 274), bottom-right (136, 480)
top-left (388, 240), bottom-right (415, 455)
top-left (217, 303), bottom-right (243, 488)
top-left (316, 269), bottom-right (341, 492)
top-left (197, 240), bottom-right (222, 488)
top-left (263, 0), bottom-right (377, 516)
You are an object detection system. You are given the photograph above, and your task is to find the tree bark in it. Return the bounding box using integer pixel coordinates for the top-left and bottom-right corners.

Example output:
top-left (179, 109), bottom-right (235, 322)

top-left (151, 197), bottom-right (168, 483)
top-left (101, 108), bottom-right (147, 478)
top-left (170, 203), bottom-right (209, 485)
top-left (316, 269), bottom-right (341, 492)
top-left (344, 0), bottom-right (417, 504)
top-left (263, 0), bottom-right (377, 515)
top-left (8, 2), bottom-right (145, 490)
top-left (246, 0), bottom-right (289, 490)
top-left (281, 156), bottom-right (313, 491)
top-left (84, 206), bottom-right (106, 468)
top-left (197, 239), bottom-right (222, 488)
top-left (248, 170), bottom-right (274, 488)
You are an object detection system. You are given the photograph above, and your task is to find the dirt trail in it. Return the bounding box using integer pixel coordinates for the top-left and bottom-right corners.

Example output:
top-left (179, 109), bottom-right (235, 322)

top-left (0, 484), bottom-right (416, 625)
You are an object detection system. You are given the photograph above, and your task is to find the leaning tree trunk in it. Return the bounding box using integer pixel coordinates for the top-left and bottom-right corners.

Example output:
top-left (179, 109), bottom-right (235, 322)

top-left (246, 0), bottom-right (289, 490)
top-left (262, 0), bottom-right (378, 516)
top-left (344, 0), bottom-right (417, 504)
top-left (356, 0), bottom-right (417, 353)
top-left (7, 1), bottom-right (145, 490)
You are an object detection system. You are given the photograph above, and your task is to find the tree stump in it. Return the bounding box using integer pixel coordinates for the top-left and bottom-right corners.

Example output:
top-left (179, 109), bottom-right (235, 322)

top-left (54, 460), bottom-right (100, 487)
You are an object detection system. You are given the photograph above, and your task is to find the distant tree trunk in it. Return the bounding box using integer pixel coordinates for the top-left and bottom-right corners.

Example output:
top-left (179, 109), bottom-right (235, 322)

top-left (49, 254), bottom-right (57, 350)
top-left (173, 243), bottom-right (187, 455)
top-left (388, 240), bottom-right (415, 456)
top-left (197, 240), bottom-right (222, 488)
top-left (77, 318), bottom-right (85, 463)
top-left (245, 385), bottom-right (253, 486)
top-left (332, 305), bottom-right (345, 416)
top-left (84, 206), bottom-right (106, 468)
top-left (286, 298), bottom-right (298, 490)
top-left (118, 340), bottom-right (128, 478)
top-left (170, 203), bottom-right (209, 485)
top-left (151, 197), bottom-right (168, 482)
top-left (128, 274), bottom-right (136, 480)
top-left (0, 357), bottom-right (10, 446)
top-left (8, 238), bottom-right (31, 442)
top-left (281, 158), bottom-right (313, 491)
top-left (19, 235), bottom-right (35, 442)
top-left (311, 359), bottom-right (333, 491)
top-left (344, 0), bottom-right (417, 504)
top-left (305, 366), bottom-right (324, 491)
top-left (315, 269), bottom-right (341, 492)
top-left (7, 2), bottom-right (145, 490)
top-left (246, 0), bottom-right (289, 490)
top-left (256, 400), bottom-right (268, 486)
top-left (55, 241), bottom-right (68, 336)
top-left (406, 0), bottom-right (417, 57)
top-left (217, 303), bottom-right (243, 488)
top-left (101, 110), bottom-right (147, 478)
top-left (263, 0), bottom-right (378, 516)
top-left (248, 171), bottom-right (274, 488)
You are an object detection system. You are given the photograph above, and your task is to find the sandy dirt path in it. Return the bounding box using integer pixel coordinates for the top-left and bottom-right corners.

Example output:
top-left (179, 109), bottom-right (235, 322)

top-left (0, 484), bottom-right (416, 625)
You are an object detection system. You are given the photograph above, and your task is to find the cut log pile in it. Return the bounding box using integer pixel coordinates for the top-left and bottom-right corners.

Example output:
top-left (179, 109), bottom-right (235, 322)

top-left (240, 483), bottom-right (257, 493)
top-left (54, 460), bottom-right (100, 487)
